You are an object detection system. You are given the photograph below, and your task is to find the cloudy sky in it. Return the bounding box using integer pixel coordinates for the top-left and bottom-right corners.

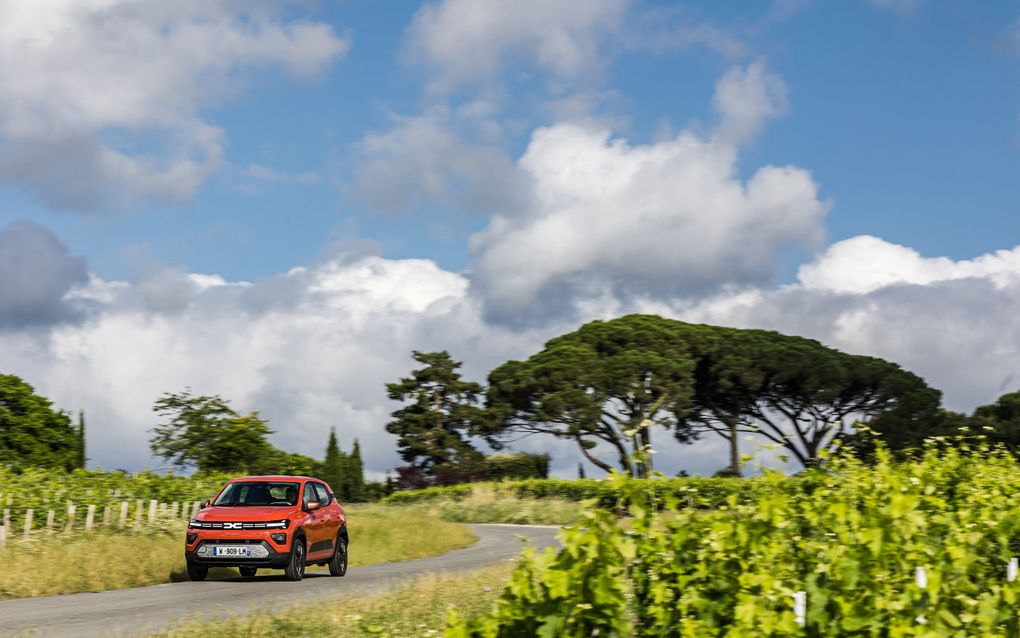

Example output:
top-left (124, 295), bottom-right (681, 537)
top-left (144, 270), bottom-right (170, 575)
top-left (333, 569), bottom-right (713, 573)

top-left (1, 0), bottom-right (1018, 478)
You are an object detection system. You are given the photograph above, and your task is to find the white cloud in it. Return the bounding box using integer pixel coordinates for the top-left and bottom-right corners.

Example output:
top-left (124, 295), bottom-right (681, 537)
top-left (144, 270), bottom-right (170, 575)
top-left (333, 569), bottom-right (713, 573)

top-left (407, 0), bottom-right (628, 92)
top-left (0, 0), bottom-right (348, 211)
top-left (712, 59), bottom-right (788, 145)
top-left (469, 61), bottom-right (823, 324)
top-left (350, 111), bottom-right (527, 216)
top-left (797, 235), bottom-right (1020, 294)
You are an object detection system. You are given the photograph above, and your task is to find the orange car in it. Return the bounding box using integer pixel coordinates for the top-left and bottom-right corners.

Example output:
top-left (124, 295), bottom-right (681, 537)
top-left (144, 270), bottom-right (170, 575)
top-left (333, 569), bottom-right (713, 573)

top-left (184, 475), bottom-right (347, 582)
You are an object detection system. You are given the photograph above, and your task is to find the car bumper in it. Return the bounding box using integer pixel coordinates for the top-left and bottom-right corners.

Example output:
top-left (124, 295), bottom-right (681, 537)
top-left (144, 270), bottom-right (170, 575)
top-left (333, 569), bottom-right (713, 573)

top-left (185, 536), bottom-right (292, 569)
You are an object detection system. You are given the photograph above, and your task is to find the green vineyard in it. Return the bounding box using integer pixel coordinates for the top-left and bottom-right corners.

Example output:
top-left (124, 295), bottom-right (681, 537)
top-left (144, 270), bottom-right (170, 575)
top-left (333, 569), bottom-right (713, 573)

top-left (446, 442), bottom-right (1020, 637)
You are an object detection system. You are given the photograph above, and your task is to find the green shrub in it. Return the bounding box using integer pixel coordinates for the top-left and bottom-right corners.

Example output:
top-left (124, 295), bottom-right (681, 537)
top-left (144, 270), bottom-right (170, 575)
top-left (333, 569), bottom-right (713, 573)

top-left (446, 443), bottom-right (1020, 636)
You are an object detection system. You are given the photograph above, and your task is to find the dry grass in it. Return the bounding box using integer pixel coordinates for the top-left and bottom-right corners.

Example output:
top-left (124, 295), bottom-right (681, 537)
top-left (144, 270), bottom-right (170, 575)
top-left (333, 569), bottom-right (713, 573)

top-left (149, 563), bottom-right (514, 637)
top-left (0, 509), bottom-right (475, 600)
top-left (386, 485), bottom-right (583, 525)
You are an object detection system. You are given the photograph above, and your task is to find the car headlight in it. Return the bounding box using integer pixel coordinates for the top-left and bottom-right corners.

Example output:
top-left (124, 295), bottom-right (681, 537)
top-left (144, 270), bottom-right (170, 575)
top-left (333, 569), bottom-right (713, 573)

top-left (188, 519), bottom-right (202, 529)
top-left (265, 519), bottom-right (289, 529)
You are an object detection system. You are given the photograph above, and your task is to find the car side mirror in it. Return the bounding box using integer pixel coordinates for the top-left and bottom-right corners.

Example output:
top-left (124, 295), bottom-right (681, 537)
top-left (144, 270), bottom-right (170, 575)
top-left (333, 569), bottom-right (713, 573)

top-left (305, 500), bottom-right (320, 511)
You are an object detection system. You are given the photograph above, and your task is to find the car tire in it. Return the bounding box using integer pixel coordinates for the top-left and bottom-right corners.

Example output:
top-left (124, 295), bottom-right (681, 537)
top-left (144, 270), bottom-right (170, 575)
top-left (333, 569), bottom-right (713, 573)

top-left (284, 537), bottom-right (306, 582)
top-left (328, 538), bottom-right (347, 577)
top-left (239, 566), bottom-right (257, 579)
top-left (187, 564), bottom-right (208, 581)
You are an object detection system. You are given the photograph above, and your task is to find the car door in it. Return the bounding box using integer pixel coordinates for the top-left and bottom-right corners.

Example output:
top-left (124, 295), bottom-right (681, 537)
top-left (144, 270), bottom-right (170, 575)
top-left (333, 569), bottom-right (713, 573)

top-left (311, 482), bottom-right (338, 554)
top-left (301, 481), bottom-right (327, 556)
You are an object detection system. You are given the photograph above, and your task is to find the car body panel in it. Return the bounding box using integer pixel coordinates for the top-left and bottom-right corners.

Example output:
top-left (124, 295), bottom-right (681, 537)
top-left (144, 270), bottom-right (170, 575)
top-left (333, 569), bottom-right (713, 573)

top-left (185, 475), bottom-right (346, 572)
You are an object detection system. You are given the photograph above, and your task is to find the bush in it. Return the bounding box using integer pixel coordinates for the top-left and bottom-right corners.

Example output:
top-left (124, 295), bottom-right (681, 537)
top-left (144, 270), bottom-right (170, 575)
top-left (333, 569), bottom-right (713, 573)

top-left (383, 476), bottom-right (758, 510)
top-left (483, 452), bottom-right (550, 480)
top-left (446, 443), bottom-right (1020, 636)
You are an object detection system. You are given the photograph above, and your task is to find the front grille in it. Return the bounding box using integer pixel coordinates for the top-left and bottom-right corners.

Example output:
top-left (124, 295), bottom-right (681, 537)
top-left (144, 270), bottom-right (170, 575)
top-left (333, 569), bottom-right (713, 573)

top-left (189, 520), bottom-right (287, 530)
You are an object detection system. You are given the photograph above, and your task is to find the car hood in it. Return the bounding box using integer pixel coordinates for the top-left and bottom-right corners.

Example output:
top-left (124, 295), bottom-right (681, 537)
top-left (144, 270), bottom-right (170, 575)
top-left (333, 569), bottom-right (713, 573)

top-left (197, 506), bottom-right (297, 521)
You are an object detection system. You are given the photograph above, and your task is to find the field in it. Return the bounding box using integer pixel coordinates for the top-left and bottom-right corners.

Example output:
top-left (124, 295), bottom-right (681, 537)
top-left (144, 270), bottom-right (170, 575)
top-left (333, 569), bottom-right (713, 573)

top-left (0, 505), bottom-right (474, 599)
top-left (149, 563), bottom-right (514, 637)
top-left (143, 442), bottom-right (1020, 636)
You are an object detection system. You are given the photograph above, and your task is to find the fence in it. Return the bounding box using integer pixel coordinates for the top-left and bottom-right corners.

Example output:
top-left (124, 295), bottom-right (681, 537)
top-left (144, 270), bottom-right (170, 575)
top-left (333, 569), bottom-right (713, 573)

top-left (0, 498), bottom-right (202, 549)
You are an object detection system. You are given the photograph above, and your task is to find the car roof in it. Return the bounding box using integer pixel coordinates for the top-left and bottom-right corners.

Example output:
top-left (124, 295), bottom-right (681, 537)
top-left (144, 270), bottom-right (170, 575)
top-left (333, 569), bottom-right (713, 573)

top-left (230, 475), bottom-right (319, 482)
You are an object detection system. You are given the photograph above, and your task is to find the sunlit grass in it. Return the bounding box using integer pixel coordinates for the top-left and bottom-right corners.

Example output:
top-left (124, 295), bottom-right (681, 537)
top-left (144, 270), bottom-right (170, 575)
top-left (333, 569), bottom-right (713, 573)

top-left (149, 563), bottom-right (514, 637)
top-left (382, 485), bottom-right (582, 525)
top-left (0, 509), bottom-right (474, 599)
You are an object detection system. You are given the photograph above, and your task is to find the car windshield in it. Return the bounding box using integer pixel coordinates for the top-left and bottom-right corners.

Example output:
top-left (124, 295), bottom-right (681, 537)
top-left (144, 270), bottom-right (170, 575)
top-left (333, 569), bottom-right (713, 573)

top-left (213, 482), bottom-right (299, 506)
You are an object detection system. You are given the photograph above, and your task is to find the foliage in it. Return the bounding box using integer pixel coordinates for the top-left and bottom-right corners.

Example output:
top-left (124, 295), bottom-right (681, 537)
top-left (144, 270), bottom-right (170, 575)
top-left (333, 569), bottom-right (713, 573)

top-left (0, 374), bottom-right (79, 470)
top-left (150, 389), bottom-right (274, 473)
top-left (487, 315), bottom-right (941, 474)
top-left (487, 316), bottom-right (696, 477)
top-left (383, 476), bottom-right (757, 511)
top-left (447, 442), bottom-right (1020, 636)
top-left (386, 351), bottom-right (492, 487)
top-left (321, 428), bottom-right (367, 501)
top-left (483, 452), bottom-right (550, 481)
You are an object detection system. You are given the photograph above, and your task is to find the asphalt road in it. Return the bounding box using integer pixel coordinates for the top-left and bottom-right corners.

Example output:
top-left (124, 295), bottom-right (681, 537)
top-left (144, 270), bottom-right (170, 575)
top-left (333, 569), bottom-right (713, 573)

top-left (0, 524), bottom-right (560, 638)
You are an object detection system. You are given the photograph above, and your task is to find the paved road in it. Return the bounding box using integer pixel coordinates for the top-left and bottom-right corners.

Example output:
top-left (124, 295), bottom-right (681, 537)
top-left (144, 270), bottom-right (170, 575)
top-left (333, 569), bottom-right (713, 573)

top-left (0, 524), bottom-right (559, 637)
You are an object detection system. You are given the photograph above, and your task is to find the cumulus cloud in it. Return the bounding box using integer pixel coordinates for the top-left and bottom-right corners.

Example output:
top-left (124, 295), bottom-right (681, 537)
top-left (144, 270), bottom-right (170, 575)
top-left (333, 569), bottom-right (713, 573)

top-left (469, 61), bottom-right (824, 325)
top-left (677, 236), bottom-right (1020, 411)
top-left (407, 0), bottom-right (628, 92)
top-left (0, 0), bottom-right (348, 211)
top-left (350, 112), bottom-right (528, 216)
top-left (0, 220), bottom-right (88, 327)
top-left (712, 59), bottom-right (788, 145)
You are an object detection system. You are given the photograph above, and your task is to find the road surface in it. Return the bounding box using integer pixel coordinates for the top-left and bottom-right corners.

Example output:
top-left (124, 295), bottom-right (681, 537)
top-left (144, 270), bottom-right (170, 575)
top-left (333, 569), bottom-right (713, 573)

top-left (0, 524), bottom-right (559, 637)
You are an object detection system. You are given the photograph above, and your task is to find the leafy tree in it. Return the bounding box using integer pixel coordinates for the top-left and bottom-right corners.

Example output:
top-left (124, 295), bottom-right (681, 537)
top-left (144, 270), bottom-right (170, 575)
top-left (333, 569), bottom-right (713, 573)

top-left (386, 351), bottom-right (490, 486)
top-left (487, 316), bottom-right (697, 477)
top-left (0, 374), bottom-right (78, 470)
top-left (970, 391), bottom-right (1020, 449)
top-left (149, 390), bottom-right (274, 473)
top-left (483, 452), bottom-right (550, 480)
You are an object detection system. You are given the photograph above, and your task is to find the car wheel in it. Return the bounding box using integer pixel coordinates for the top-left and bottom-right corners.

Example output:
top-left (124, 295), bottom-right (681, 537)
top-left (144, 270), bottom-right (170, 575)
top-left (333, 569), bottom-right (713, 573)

top-left (328, 538), bottom-right (347, 577)
top-left (187, 564), bottom-right (208, 581)
top-left (284, 537), bottom-right (306, 581)
top-left (239, 566), bottom-right (257, 579)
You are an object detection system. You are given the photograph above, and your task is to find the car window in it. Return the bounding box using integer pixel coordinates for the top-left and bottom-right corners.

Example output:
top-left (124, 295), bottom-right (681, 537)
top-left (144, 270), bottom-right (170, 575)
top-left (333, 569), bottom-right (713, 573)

top-left (313, 482), bottom-right (331, 505)
top-left (302, 482), bottom-right (318, 507)
top-left (213, 482), bottom-right (299, 506)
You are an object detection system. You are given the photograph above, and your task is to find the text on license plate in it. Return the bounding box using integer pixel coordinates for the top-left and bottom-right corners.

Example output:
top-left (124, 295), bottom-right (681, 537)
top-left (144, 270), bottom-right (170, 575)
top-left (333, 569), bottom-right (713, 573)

top-left (212, 545), bottom-right (252, 557)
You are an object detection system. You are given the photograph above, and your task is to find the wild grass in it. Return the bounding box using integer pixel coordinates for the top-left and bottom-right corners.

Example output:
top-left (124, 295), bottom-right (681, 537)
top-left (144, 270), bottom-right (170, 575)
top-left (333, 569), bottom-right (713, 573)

top-left (380, 485), bottom-right (583, 525)
top-left (0, 509), bottom-right (474, 600)
top-left (149, 563), bottom-right (514, 637)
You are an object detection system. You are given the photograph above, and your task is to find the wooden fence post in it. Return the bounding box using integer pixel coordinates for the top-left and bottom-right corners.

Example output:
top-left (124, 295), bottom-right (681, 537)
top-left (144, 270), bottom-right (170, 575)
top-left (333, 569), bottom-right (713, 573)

top-left (171, 502), bottom-right (179, 519)
top-left (85, 504), bottom-right (96, 532)
top-left (134, 500), bottom-right (143, 531)
top-left (66, 504), bottom-right (76, 532)
top-left (148, 500), bottom-right (157, 526)
top-left (23, 509), bottom-right (33, 540)
top-left (46, 510), bottom-right (55, 532)
top-left (103, 505), bottom-right (111, 528)
top-left (0, 515), bottom-right (6, 550)
top-left (119, 502), bottom-right (129, 529)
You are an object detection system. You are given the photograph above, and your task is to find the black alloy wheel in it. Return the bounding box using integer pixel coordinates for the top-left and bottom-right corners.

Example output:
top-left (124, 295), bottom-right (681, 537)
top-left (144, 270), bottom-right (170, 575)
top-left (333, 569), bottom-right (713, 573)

top-left (187, 564), bottom-right (208, 581)
top-left (329, 539), bottom-right (348, 577)
top-left (284, 538), bottom-right (306, 581)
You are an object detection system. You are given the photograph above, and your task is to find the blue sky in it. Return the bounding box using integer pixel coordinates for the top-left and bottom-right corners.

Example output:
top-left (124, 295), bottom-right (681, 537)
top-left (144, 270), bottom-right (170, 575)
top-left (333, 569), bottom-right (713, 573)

top-left (5, 1), bottom-right (1016, 281)
top-left (0, 1), bottom-right (1018, 476)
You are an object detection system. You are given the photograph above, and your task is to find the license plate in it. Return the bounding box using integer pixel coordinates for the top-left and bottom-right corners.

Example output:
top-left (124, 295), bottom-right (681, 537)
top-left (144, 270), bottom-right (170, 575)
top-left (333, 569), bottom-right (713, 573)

top-left (212, 545), bottom-right (252, 558)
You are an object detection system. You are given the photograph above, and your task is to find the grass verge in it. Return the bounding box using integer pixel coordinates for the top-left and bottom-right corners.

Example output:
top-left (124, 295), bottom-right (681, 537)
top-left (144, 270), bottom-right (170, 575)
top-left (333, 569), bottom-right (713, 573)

top-left (0, 509), bottom-right (474, 600)
top-left (380, 486), bottom-right (582, 525)
top-left (148, 563), bottom-right (513, 637)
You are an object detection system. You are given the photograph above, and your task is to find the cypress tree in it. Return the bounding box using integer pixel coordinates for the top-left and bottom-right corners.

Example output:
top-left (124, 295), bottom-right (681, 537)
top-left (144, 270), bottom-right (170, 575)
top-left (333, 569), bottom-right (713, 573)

top-left (76, 410), bottom-right (87, 470)
top-left (349, 439), bottom-right (366, 501)
top-left (323, 427), bottom-right (346, 496)
top-left (577, 462), bottom-right (586, 479)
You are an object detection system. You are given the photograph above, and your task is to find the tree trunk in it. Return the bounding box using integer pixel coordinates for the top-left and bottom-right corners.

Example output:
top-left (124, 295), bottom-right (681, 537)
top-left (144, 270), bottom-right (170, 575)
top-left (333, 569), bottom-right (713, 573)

top-left (728, 417), bottom-right (741, 477)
